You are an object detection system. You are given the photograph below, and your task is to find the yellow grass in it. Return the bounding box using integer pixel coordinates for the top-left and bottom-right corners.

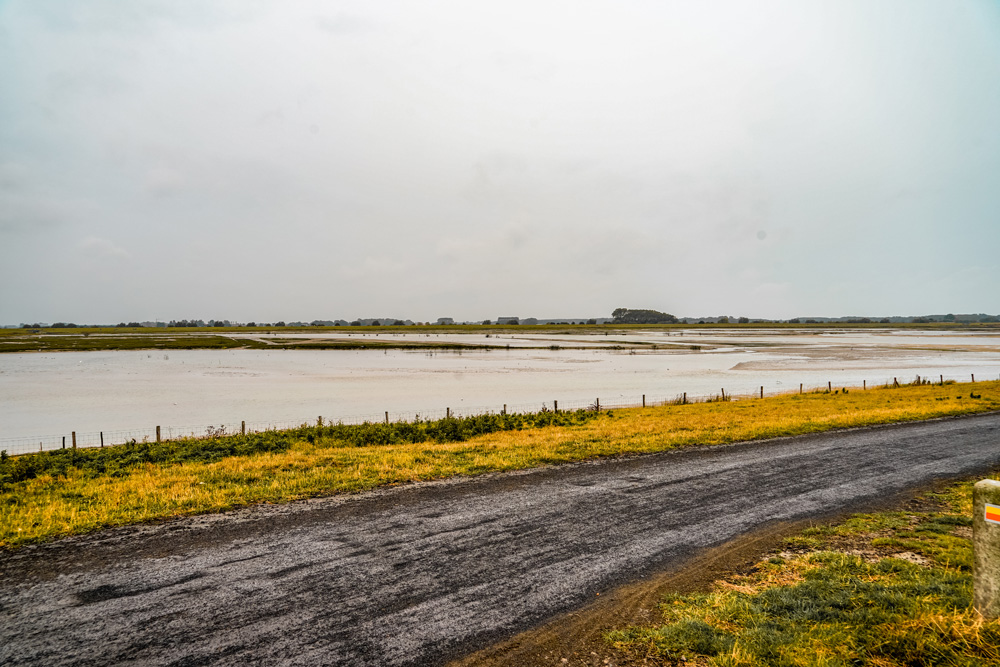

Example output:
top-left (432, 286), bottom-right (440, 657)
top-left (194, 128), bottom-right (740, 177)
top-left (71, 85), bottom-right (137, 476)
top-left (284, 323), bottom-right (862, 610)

top-left (2, 381), bottom-right (999, 548)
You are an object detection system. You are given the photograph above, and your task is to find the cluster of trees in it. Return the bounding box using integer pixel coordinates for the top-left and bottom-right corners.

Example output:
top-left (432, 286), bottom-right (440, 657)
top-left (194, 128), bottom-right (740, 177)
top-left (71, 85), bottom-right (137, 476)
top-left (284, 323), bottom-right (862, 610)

top-left (611, 308), bottom-right (679, 324)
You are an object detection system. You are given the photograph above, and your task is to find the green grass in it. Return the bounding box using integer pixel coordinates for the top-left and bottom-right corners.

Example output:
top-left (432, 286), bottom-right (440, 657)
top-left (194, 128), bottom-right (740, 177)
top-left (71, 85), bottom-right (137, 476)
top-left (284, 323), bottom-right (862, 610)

top-left (606, 475), bottom-right (1000, 666)
top-left (0, 409), bottom-right (601, 488)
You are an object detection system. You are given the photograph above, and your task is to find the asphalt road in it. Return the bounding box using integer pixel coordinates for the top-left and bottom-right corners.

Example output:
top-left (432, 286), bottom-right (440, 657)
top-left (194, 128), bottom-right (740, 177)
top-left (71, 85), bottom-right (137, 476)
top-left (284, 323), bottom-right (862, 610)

top-left (3, 413), bottom-right (1000, 666)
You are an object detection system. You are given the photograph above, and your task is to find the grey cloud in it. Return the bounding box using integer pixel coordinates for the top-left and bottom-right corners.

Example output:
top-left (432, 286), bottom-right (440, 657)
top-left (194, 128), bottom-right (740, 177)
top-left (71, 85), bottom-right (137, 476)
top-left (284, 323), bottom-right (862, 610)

top-left (1, 0), bottom-right (998, 323)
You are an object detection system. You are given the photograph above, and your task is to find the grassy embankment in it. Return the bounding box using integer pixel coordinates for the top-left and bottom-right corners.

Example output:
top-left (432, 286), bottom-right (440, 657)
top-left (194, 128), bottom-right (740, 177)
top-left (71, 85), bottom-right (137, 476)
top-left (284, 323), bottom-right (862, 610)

top-left (606, 474), bottom-right (1000, 666)
top-left (1, 380), bottom-right (999, 549)
top-left (0, 330), bottom-right (499, 352)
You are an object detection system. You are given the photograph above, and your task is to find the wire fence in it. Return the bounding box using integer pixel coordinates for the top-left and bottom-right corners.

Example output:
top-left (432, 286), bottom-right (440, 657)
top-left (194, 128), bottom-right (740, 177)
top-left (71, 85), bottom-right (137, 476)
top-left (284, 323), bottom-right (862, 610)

top-left (1, 372), bottom-right (995, 456)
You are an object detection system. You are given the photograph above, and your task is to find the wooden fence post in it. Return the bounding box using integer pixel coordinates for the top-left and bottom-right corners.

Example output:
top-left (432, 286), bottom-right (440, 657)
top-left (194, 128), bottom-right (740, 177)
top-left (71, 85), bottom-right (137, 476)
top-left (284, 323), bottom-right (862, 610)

top-left (974, 479), bottom-right (1000, 617)
top-left (241, 421), bottom-right (246, 435)
top-left (683, 392), bottom-right (686, 405)
top-left (760, 386), bottom-right (764, 399)
top-left (800, 383), bottom-right (803, 394)
top-left (502, 404), bottom-right (506, 415)
top-left (62, 436), bottom-right (65, 449)
top-left (553, 400), bottom-right (558, 413)
top-left (156, 426), bottom-right (160, 443)
top-left (596, 398), bottom-right (600, 410)
top-left (72, 431), bottom-right (76, 449)
top-left (863, 380), bottom-right (866, 390)
top-left (972, 373), bottom-right (976, 383)
top-left (385, 411), bottom-right (389, 424)
top-left (446, 407), bottom-right (451, 418)
top-left (100, 431), bottom-right (104, 447)
top-left (642, 394), bottom-right (646, 407)
top-left (828, 381), bottom-right (832, 392)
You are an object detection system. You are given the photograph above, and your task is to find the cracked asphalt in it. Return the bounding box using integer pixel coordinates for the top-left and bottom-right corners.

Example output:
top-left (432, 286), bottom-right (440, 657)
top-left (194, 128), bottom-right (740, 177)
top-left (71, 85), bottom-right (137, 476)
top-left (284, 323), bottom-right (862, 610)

top-left (2, 413), bottom-right (999, 666)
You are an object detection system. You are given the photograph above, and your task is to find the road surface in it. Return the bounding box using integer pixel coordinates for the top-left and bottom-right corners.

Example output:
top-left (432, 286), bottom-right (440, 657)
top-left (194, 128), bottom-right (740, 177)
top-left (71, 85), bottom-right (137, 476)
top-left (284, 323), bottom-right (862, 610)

top-left (2, 413), bottom-right (999, 666)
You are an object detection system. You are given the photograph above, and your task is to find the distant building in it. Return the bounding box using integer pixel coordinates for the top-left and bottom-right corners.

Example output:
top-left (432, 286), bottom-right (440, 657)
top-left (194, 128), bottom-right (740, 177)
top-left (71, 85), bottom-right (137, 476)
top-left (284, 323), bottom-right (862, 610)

top-left (497, 316), bottom-right (519, 324)
top-left (436, 317), bottom-right (455, 325)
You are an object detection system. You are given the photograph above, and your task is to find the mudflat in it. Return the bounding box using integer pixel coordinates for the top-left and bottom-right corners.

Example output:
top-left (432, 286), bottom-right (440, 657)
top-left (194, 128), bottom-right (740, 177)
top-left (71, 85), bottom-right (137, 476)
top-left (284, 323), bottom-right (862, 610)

top-left (3, 413), bottom-right (1000, 666)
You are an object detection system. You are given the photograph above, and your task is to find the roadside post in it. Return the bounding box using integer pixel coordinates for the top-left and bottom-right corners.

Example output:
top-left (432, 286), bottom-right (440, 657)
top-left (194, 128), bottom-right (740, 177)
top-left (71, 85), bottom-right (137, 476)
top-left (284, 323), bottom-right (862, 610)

top-left (974, 479), bottom-right (1000, 618)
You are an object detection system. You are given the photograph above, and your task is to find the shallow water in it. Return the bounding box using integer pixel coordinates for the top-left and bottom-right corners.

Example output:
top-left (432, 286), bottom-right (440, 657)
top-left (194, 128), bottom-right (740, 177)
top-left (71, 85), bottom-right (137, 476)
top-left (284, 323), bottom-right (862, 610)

top-left (2, 329), bottom-right (999, 452)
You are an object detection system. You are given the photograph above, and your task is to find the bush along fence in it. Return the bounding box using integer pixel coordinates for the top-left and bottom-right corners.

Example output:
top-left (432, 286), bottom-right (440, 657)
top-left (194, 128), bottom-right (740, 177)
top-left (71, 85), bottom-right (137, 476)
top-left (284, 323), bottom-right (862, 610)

top-left (1, 372), bottom-right (997, 457)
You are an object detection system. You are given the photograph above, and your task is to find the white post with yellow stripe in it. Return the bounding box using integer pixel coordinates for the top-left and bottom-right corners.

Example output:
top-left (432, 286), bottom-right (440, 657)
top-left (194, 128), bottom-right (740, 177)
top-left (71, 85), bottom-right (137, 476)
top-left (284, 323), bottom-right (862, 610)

top-left (974, 478), bottom-right (1000, 618)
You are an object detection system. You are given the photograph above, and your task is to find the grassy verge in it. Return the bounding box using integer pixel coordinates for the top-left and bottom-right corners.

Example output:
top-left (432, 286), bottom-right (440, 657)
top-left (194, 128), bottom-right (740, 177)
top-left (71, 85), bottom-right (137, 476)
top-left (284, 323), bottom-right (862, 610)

top-left (606, 473), bottom-right (1000, 666)
top-left (1, 381), bottom-right (999, 549)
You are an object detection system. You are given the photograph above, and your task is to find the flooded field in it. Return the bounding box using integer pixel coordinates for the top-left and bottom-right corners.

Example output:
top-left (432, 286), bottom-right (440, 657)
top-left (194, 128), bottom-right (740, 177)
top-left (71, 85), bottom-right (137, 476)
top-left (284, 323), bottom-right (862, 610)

top-left (2, 329), bottom-right (1000, 453)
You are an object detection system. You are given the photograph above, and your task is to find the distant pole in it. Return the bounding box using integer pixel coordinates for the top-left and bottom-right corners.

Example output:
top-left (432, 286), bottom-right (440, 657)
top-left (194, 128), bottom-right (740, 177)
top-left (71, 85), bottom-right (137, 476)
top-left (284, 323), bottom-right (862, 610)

top-left (553, 400), bottom-right (558, 413)
top-left (972, 373), bottom-right (976, 383)
top-left (760, 386), bottom-right (764, 399)
top-left (642, 394), bottom-right (646, 408)
top-left (596, 398), bottom-right (600, 410)
top-left (241, 421), bottom-right (246, 435)
top-left (683, 392), bottom-right (687, 405)
top-left (502, 404), bottom-right (506, 415)
top-left (721, 388), bottom-right (725, 400)
top-left (800, 383), bottom-right (803, 394)
top-left (156, 426), bottom-right (160, 443)
top-left (863, 380), bottom-right (866, 390)
top-left (940, 374), bottom-right (944, 385)
top-left (100, 431), bottom-right (104, 447)
top-left (385, 411), bottom-right (389, 424)
top-left (828, 381), bottom-right (832, 392)
top-left (62, 436), bottom-right (65, 449)
top-left (446, 407), bottom-right (451, 418)
top-left (72, 431), bottom-right (76, 450)
top-left (318, 416), bottom-right (323, 426)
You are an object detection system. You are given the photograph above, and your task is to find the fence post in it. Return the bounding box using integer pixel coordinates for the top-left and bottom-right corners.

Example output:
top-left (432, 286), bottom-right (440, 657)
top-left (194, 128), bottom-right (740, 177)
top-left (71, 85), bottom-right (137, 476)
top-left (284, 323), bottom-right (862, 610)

top-left (72, 431), bottom-right (76, 449)
top-left (760, 386), bottom-right (764, 399)
top-left (385, 411), bottom-right (389, 424)
top-left (100, 431), bottom-right (104, 447)
top-left (62, 436), bottom-right (65, 449)
top-left (156, 426), bottom-right (160, 443)
top-left (553, 400), bottom-right (558, 413)
top-left (596, 398), bottom-right (600, 411)
top-left (241, 421), bottom-right (246, 435)
top-left (828, 381), bottom-right (832, 392)
top-left (972, 373), bottom-right (976, 383)
top-left (800, 383), bottom-right (803, 394)
top-left (863, 380), bottom-right (866, 390)
top-left (683, 392), bottom-right (686, 405)
top-left (503, 404), bottom-right (506, 415)
top-left (974, 479), bottom-right (1000, 618)
top-left (446, 407), bottom-right (451, 418)
top-left (940, 375), bottom-right (944, 385)
top-left (642, 394), bottom-right (646, 407)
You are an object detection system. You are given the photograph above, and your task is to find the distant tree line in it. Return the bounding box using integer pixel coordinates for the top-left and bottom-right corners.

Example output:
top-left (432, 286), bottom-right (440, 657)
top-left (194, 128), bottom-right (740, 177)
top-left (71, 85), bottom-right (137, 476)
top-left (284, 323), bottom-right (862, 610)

top-left (611, 308), bottom-right (679, 324)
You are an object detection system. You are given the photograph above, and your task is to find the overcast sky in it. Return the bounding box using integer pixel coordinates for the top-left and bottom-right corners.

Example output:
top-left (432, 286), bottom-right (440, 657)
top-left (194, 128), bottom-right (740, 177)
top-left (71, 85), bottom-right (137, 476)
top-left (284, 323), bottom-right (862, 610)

top-left (1, 0), bottom-right (998, 324)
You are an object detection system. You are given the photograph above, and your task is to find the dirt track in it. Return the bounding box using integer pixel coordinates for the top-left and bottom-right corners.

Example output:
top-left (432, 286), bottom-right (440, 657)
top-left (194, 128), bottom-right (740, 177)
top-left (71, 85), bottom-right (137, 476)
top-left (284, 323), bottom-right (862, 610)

top-left (3, 413), bottom-right (1000, 666)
